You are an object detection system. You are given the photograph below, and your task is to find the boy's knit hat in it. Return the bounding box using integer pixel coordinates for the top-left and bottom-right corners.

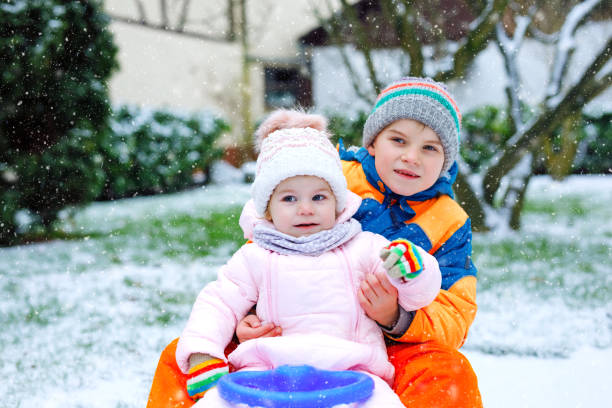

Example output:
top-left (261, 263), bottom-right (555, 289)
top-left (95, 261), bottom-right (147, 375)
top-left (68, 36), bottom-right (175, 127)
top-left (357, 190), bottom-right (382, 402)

top-left (363, 77), bottom-right (462, 175)
top-left (251, 110), bottom-right (347, 217)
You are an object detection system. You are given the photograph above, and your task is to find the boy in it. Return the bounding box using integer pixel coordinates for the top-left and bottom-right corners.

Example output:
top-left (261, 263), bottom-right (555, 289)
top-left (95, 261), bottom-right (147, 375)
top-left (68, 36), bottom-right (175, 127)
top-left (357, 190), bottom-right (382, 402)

top-left (338, 77), bottom-right (481, 407)
top-left (146, 77), bottom-right (481, 407)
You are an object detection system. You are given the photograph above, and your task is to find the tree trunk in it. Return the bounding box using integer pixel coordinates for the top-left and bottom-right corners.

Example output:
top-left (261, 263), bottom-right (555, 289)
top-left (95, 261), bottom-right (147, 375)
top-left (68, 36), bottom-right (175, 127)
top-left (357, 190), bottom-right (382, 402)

top-left (508, 173), bottom-right (530, 230)
top-left (483, 45), bottom-right (612, 206)
top-left (454, 170), bottom-right (488, 232)
top-left (238, 0), bottom-right (253, 148)
top-left (543, 112), bottom-right (581, 181)
top-left (435, 0), bottom-right (510, 82)
top-left (504, 153), bottom-right (535, 230)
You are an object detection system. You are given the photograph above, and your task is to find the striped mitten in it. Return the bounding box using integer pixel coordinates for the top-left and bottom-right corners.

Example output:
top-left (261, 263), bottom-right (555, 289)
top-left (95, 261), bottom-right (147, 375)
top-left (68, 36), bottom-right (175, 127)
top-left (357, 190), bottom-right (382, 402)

top-left (186, 353), bottom-right (229, 401)
top-left (380, 239), bottom-right (424, 280)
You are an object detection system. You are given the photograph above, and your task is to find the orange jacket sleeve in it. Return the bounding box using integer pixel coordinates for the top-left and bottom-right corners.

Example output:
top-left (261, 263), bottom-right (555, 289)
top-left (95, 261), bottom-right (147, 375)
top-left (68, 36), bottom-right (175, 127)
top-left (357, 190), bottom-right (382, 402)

top-left (389, 275), bottom-right (477, 348)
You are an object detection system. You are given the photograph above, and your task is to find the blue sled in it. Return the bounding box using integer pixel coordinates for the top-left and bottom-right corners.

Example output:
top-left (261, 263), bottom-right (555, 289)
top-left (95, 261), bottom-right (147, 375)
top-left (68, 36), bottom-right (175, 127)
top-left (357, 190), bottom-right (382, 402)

top-left (218, 365), bottom-right (374, 407)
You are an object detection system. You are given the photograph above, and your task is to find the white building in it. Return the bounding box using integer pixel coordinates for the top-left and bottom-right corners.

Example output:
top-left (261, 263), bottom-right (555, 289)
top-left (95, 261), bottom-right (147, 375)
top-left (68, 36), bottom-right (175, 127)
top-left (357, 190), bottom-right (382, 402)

top-left (105, 1), bottom-right (611, 146)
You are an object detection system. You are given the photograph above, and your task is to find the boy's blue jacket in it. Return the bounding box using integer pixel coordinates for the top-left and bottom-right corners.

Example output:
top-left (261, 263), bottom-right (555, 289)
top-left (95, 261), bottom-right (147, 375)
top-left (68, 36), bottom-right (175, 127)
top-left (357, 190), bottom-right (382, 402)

top-left (340, 145), bottom-right (478, 348)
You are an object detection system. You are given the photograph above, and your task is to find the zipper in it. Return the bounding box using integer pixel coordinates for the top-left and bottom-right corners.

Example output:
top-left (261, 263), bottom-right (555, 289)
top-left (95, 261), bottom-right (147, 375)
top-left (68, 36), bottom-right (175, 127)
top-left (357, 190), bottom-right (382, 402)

top-left (263, 252), bottom-right (275, 326)
top-left (268, 253), bottom-right (278, 325)
top-left (338, 247), bottom-right (360, 342)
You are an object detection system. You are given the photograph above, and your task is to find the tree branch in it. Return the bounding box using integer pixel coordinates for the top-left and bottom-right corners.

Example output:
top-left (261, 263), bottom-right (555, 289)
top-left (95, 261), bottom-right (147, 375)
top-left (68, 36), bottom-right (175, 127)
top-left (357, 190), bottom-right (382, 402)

top-left (454, 168), bottom-right (489, 232)
top-left (528, 25), bottom-right (558, 44)
top-left (133, 0), bottom-right (147, 22)
top-left (435, 0), bottom-right (509, 81)
top-left (340, 46), bottom-right (378, 104)
top-left (314, 0), bottom-right (377, 103)
top-left (495, 8), bottom-right (534, 132)
top-left (546, 0), bottom-right (602, 100)
top-left (380, 0), bottom-right (424, 76)
top-left (339, 0), bottom-right (383, 93)
top-left (177, 0), bottom-right (192, 31)
top-left (507, 153), bottom-right (534, 230)
top-left (482, 36), bottom-right (612, 204)
top-left (464, 0), bottom-right (489, 15)
top-left (107, 13), bottom-right (234, 42)
top-left (160, 0), bottom-right (169, 28)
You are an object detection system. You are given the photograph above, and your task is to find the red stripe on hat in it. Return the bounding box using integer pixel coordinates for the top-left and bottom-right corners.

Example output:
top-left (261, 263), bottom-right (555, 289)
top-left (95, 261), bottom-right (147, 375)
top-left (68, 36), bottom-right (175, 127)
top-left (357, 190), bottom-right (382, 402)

top-left (378, 82), bottom-right (462, 121)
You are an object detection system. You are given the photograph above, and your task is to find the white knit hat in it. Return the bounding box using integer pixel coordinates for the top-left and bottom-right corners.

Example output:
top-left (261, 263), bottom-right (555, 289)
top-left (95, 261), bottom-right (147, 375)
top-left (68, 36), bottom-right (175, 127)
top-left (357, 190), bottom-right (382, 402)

top-left (251, 111), bottom-right (347, 217)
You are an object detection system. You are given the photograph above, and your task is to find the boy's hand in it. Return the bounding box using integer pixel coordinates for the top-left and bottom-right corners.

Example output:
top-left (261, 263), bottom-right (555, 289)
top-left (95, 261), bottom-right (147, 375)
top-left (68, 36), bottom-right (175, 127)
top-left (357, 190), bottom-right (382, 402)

top-left (358, 271), bottom-right (399, 328)
top-left (236, 314), bottom-right (282, 343)
top-left (380, 239), bottom-right (424, 280)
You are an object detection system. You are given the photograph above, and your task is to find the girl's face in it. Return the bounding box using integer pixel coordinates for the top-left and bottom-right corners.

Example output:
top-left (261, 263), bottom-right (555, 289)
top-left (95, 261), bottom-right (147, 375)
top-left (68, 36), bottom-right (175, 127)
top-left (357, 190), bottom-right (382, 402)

top-left (268, 176), bottom-right (337, 237)
top-left (367, 119), bottom-right (445, 197)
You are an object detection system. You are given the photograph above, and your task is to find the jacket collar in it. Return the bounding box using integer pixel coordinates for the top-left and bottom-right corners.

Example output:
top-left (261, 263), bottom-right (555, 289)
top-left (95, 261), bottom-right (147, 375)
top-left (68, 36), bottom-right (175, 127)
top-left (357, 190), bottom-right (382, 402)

top-left (339, 141), bottom-right (456, 209)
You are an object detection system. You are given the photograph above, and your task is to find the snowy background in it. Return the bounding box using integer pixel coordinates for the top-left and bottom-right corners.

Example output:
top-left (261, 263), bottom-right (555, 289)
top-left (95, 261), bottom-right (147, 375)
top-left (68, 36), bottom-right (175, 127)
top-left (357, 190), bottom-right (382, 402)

top-left (312, 22), bottom-right (612, 118)
top-left (1, 168), bottom-right (610, 407)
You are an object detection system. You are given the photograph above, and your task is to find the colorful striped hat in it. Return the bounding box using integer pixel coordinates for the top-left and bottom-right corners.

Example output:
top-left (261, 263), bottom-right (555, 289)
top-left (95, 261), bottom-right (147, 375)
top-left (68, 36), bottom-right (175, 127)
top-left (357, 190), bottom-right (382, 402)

top-left (363, 77), bottom-right (462, 175)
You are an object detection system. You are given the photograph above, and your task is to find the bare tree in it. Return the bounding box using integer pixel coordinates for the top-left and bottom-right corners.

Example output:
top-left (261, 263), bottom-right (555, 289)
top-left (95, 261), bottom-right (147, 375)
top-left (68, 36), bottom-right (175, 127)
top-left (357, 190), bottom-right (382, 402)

top-left (313, 0), bottom-right (610, 231)
top-left (106, 0), bottom-right (237, 42)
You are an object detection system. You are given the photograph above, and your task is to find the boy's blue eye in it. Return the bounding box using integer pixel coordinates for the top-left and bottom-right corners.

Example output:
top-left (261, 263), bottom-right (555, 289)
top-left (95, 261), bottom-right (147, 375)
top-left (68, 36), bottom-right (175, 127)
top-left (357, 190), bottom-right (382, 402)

top-left (281, 195), bottom-right (296, 202)
top-left (424, 145), bottom-right (438, 152)
top-left (312, 194), bottom-right (326, 201)
top-left (391, 137), bottom-right (405, 144)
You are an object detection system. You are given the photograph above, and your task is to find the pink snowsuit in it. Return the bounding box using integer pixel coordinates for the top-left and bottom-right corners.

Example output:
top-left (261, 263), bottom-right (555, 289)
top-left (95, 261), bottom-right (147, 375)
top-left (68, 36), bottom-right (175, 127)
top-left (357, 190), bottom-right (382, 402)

top-left (176, 192), bottom-right (441, 407)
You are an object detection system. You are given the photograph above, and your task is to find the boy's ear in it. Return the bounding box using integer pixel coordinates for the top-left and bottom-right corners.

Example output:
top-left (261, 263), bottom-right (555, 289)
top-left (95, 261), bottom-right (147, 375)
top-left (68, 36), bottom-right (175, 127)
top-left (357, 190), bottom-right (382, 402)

top-left (367, 144), bottom-right (376, 157)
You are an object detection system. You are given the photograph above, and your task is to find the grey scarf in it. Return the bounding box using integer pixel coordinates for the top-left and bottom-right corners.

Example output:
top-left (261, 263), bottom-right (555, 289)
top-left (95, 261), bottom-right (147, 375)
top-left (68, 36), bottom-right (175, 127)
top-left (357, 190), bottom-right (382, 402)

top-left (252, 219), bottom-right (362, 256)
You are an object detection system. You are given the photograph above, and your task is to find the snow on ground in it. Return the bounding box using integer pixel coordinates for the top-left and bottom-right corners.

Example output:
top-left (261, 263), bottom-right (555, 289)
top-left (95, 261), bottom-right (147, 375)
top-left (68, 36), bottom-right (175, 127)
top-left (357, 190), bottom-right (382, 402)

top-left (1, 175), bottom-right (610, 407)
top-left (465, 347), bottom-right (611, 407)
top-left (462, 175), bottom-right (611, 406)
top-left (312, 22), bottom-right (612, 117)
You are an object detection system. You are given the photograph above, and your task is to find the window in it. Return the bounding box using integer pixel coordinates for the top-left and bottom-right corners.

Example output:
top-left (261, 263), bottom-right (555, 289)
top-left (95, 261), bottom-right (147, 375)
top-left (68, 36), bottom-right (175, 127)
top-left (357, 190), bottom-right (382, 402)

top-left (264, 66), bottom-right (312, 109)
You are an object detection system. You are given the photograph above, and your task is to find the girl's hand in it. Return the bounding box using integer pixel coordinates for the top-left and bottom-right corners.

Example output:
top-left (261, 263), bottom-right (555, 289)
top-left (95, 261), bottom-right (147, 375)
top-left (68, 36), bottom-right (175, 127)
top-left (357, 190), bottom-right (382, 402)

top-left (236, 314), bottom-right (282, 343)
top-left (358, 271), bottom-right (399, 328)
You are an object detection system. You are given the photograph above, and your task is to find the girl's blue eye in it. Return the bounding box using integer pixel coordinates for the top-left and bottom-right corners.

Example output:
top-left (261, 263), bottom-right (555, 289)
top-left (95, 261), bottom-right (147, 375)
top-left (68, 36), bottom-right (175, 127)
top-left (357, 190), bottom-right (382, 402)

top-left (312, 194), bottom-right (326, 201)
top-left (391, 137), bottom-right (405, 144)
top-left (423, 145), bottom-right (438, 152)
top-left (281, 195), bottom-right (296, 202)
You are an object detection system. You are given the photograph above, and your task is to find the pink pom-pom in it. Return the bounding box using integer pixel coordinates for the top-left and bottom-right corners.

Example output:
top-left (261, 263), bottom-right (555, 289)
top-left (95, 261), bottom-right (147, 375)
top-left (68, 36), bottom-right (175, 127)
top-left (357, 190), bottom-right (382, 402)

top-left (254, 109), bottom-right (329, 151)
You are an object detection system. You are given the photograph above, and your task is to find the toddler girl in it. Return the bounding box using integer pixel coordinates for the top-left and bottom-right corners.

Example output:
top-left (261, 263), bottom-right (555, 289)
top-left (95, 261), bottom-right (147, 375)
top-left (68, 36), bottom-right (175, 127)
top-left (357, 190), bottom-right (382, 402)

top-left (176, 110), bottom-right (442, 407)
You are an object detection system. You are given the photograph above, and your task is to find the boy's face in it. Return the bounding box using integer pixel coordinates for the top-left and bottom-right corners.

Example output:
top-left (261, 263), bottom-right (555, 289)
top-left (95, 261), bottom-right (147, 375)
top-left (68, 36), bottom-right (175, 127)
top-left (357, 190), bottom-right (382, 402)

top-left (367, 119), bottom-right (444, 197)
top-left (268, 176), bottom-right (337, 238)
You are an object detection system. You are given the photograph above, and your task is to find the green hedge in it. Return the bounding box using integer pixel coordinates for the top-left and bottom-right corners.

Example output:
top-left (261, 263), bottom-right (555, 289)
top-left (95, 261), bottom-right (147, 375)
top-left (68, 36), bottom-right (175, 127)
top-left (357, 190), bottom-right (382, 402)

top-left (1, 105), bottom-right (228, 246)
top-left (0, 0), bottom-right (118, 152)
top-left (572, 113), bottom-right (611, 175)
top-left (327, 111), bottom-right (368, 148)
top-left (461, 105), bottom-right (514, 172)
top-left (0, 1), bottom-right (229, 246)
top-left (1, 0), bottom-right (117, 245)
top-left (1, 129), bottom-right (108, 243)
top-left (100, 105), bottom-right (228, 200)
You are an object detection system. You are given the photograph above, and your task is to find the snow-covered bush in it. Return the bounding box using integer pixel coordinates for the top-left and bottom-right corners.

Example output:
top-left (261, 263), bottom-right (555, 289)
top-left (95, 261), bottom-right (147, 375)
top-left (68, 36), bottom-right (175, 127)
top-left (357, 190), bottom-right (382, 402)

top-left (570, 113), bottom-right (611, 175)
top-left (11, 128), bottom-right (106, 227)
top-left (462, 107), bottom-right (612, 176)
top-left (0, 0), bottom-right (117, 245)
top-left (0, 0), bottom-right (117, 150)
top-left (461, 106), bottom-right (516, 172)
top-left (99, 105), bottom-right (228, 200)
top-left (327, 111), bottom-right (368, 148)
